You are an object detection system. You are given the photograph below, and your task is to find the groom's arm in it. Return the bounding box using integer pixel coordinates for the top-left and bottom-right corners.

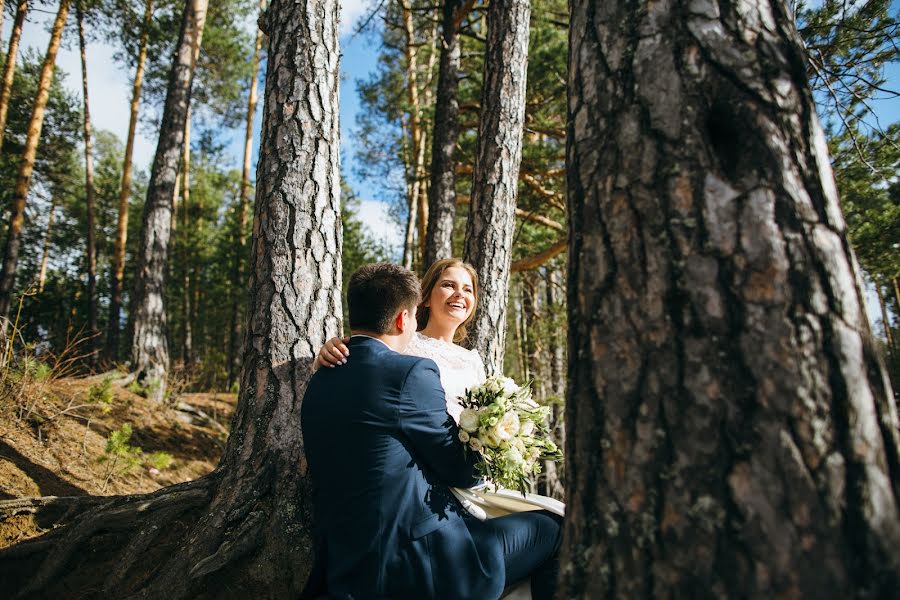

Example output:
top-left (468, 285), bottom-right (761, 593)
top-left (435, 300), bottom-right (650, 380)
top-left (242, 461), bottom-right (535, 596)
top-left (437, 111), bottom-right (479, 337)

top-left (398, 359), bottom-right (480, 488)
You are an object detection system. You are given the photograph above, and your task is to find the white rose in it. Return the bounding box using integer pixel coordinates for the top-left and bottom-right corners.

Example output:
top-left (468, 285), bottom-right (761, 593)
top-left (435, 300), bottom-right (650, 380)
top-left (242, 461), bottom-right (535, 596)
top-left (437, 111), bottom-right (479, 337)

top-left (483, 431), bottom-right (500, 448)
top-left (493, 411), bottom-right (520, 441)
top-left (459, 408), bottom-right (480, 433)
top-left (469, 437), bottom-right (484, 452)
top-left (458, 430), bottom-right (470, 443)
top-left (520, 420), bottom-right (535, 436)
top-left (503, 447), bottom-right (525, 468)
top-left (513, 438), bottom-right (527, 454)
top-left (529, 446), bottom-right (541, 461)
top-left (500, 377), bottom-right (520, 395)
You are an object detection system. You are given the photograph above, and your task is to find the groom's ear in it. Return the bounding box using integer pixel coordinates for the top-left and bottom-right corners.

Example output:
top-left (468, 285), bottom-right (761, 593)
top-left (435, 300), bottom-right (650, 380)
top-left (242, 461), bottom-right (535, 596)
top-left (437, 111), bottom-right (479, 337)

top-left (394, 309), bottom-right (407, 333)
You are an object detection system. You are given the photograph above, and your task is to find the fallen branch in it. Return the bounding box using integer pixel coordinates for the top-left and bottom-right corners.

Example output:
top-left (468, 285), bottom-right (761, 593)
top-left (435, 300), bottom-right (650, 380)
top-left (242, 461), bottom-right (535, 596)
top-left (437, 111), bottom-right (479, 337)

top-left (456, 196), bottom-right (564, 232)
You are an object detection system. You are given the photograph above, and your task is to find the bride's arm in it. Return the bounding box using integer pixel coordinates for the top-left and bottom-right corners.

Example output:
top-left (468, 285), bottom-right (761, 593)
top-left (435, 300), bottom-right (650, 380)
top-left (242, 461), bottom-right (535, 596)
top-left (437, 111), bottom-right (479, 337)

top-left (312, 336), bottom-right (351, 371)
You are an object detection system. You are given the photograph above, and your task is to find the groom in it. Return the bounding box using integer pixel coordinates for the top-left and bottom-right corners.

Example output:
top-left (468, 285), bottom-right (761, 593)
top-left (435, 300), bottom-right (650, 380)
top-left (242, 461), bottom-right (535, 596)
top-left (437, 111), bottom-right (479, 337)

top-left (301, 263), bottom-right (561, 600)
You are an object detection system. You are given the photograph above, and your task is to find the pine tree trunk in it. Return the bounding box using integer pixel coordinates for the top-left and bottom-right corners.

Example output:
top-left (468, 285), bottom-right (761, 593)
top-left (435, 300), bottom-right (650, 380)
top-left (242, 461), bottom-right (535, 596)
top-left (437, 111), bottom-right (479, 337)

top-left (423, 0), bottom-right (464, 268)
top-left (876, 278), bottom-right (895, 361)
top-left (106, 0), bottom-right (152, 362)
top-left (180, 115), bottom-right (192, 365)
top-left (130, 0), bottom-right (207, 400)
top-left (462, 0), bottom-right (531, 375)
top-left (0, 0), bottom-right (70, 323)
top-left (401, 1), bottom-right (426, 268)
top-left (228, 0), bottom-right (265, 391)
top-left (400, 118), bottom-right (418, 269)
top-left (36, 201), bottom-right (55, 294)
top-left (542, 265), bottom-right (565, 499)
top-left (0, 1), bottom-right (342, 596)
top-left (561, 1), bottom-right (900, 597)
top-left (77, 5), bottom-right (98, 363)
top-left (0, 0), bottom-right (27, 155)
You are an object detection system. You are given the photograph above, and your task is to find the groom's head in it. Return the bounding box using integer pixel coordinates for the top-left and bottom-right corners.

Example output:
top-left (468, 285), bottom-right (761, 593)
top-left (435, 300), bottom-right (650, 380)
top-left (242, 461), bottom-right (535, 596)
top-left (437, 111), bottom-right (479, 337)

top-left (348, 263), bottom-right (421, 348)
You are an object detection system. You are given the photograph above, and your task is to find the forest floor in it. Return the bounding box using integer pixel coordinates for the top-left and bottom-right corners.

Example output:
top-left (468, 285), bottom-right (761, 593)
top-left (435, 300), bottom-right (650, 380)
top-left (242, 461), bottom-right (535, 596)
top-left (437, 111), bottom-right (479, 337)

top-left (0, 372), bottom-right (235, 549)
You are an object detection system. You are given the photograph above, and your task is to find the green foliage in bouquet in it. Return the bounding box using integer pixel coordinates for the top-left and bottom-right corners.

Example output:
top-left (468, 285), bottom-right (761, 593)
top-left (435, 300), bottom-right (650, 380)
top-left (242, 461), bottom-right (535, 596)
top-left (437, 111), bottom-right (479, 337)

top-left (458, 377), bottom-right (563, 493)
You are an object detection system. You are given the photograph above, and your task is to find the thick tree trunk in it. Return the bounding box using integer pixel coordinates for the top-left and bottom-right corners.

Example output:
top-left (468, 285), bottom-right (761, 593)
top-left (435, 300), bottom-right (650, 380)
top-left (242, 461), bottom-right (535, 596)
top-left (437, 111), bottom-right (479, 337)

top-left (129, 0), bottom-right (207, 399)
top-left (106, 0), bottom-right (152, 362)
top-left (228, 0), bottom-right (265, 391)
top-left (77, 5), bottom-right (98, 363)
top-left (561, 0), bottom-right (900, 597)
top-left (462, 0), bottom-right (531, 375)
top-left (36, 201), bottom-right (55, 294)
top-left (0, 0), bottom-right (27, 155)
top-left (423, 0), bottom-right (464, 267)
top-left (0, 0), bottom-right (70, 323)
top-left (0, 1), bottom-right (342, 597)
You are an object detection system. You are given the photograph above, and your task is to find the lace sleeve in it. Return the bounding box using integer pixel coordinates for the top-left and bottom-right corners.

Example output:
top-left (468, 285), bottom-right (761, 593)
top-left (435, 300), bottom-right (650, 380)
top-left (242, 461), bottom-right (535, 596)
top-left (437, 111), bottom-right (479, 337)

top-left (469, 350), bottom-right (487, 386)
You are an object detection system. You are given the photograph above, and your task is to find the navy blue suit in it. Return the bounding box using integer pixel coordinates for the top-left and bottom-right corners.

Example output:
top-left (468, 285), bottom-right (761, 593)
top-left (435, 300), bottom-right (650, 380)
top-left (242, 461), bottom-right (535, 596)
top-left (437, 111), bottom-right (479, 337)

top-left (301, 336), bottom-right (507, 600)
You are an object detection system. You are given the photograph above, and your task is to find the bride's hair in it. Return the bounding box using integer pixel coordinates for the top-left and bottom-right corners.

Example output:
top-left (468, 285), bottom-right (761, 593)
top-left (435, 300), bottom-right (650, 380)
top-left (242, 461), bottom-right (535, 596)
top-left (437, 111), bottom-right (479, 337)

top-left (417, 258), bottom-right (479, 343)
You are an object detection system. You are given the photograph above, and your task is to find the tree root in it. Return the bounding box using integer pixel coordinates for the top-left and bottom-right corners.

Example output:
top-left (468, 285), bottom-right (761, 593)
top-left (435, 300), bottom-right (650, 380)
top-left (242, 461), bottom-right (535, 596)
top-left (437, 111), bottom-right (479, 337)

top-left (1, 479), bottom-right (211, 599)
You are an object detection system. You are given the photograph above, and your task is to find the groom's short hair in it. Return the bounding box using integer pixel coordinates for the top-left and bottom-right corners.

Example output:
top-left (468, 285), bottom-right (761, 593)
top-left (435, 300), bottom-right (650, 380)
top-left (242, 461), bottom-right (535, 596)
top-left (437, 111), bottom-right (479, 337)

top-left (348, 263), bottom-right (421, 334)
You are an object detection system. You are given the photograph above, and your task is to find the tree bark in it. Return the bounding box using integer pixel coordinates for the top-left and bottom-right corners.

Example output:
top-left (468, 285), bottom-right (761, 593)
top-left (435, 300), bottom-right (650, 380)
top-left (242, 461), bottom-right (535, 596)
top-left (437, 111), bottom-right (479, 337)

top-left (77, 4), bottom-right (98, 364)
top-left (106, 0), bottom-right (153, 362)
top-left (400, 117), bottom-right (418, 269)
top-left (423, 0), bottom-right (463, 267)
top-left (0, 0), bottom-right (27, 156)
top-left (228, 0), bottom-right (265, 391)
top-left (561, 0), bottom-right (900, 597)
top-left (0, 1), bottom-right (342, 597)
top-left (462, 0), bottom-right (531, 375)
top-left (0, 0), bottom-right (70, 323)
top-left (129, 0), bottom-right (207, 399)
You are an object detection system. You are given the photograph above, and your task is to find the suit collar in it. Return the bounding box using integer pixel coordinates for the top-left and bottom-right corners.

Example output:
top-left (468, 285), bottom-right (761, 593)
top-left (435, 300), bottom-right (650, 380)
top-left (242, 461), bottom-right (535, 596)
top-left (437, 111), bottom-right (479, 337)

top-left (348, 335), bottom-right (397, 355)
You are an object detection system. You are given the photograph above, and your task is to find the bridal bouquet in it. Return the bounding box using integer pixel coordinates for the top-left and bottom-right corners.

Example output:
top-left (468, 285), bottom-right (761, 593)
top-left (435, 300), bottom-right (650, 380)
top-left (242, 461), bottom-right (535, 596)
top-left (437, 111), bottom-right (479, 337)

top-left (457, 376), bottom-right (563, 493)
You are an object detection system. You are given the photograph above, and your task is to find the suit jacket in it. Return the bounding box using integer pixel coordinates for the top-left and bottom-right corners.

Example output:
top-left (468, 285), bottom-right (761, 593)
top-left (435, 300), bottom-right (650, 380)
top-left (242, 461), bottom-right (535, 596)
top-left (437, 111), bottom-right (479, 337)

top-left (300, 336), bottom-right (505, 600)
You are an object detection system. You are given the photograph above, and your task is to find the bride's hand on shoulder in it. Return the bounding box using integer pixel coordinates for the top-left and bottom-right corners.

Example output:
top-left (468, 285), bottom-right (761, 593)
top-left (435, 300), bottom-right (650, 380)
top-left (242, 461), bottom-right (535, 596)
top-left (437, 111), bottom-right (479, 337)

top-left (313, 336), bottom-right (351, 371)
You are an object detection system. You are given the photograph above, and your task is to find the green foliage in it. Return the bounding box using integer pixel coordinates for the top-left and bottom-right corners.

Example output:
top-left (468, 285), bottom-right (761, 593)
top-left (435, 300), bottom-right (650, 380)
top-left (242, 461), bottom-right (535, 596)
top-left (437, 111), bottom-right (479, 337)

top-left (145, 451), bottom-right (174, 471)
top-left (86, 376), bottom-right (115, 413)
top-left (100, 423), bottom-right (143, 475)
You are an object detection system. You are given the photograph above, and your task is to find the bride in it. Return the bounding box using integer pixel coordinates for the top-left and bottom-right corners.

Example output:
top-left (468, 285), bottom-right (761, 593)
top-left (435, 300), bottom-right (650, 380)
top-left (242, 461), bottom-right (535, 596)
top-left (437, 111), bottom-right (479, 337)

top-left (315, 258), bottom-right (565, 597)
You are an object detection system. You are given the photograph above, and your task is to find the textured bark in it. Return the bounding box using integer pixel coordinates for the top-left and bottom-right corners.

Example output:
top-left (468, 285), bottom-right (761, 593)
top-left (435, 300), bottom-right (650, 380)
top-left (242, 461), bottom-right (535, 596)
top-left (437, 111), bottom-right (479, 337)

top-left (0, 0), bottom-right (70, 322)
top-left (228, 0), bottom-right (265, 390)
top-left (78, 5), bottom-right (98, 360)
top-left (561, 0), bottom-right (900, 597)
top-left (129, 0), bottom-right (207, 399)
top-left (462, 0), bottom-right (531, 375)
top-left (424, 0), bottom-right (466, 267)
top-left (106, 0), bottom-right (152, 362)
top-left (0, 0), bottom-right (27, 155)
top-left (400, 118), bottom-right (418, 269)
top-left (0, 1), bottom-right (342, 597)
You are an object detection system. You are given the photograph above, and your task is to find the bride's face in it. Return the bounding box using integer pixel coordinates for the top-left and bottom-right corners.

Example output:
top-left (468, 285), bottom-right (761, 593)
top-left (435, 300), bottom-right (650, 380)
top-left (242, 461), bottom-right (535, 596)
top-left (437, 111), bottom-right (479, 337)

top-left (425, 266), bottom-right (475, 328)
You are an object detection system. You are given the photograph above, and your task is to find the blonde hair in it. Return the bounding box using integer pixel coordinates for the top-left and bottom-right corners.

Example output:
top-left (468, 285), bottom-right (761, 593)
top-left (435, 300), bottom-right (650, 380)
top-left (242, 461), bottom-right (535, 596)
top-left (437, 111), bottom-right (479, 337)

top-left (417, 258), bottom-right (479, 343)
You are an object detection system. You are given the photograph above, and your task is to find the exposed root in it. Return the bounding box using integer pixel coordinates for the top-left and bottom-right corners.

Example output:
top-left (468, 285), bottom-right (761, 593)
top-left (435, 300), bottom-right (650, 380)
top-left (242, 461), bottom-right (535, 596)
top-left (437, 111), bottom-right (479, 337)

top-left (1, 480), bottom-right (211, 599)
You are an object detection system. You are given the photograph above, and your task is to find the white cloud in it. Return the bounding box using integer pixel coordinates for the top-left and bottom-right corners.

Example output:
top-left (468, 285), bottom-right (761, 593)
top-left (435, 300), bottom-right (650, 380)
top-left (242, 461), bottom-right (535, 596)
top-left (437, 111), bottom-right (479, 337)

top-left (340, 0), bottom-right (373, 36)
top-left (355, 199), bottom-right (403, 257)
